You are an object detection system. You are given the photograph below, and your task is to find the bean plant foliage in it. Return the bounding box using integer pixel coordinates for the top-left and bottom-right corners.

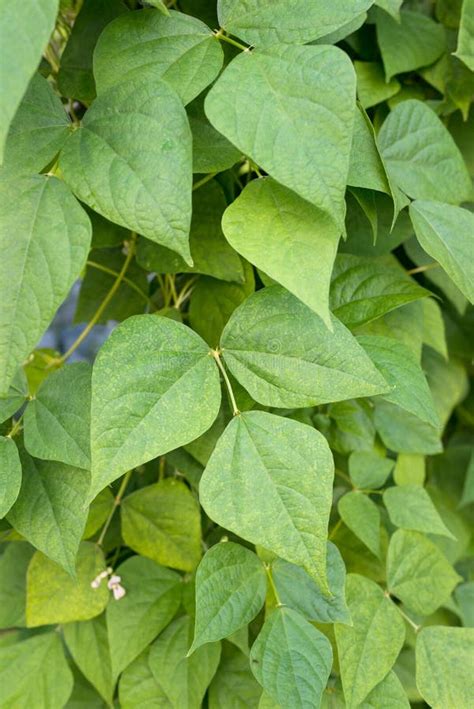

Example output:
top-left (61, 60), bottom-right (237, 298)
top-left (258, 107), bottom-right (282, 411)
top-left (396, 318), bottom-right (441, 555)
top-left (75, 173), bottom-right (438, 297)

top-left (0, 0), bottom-right (473, 707)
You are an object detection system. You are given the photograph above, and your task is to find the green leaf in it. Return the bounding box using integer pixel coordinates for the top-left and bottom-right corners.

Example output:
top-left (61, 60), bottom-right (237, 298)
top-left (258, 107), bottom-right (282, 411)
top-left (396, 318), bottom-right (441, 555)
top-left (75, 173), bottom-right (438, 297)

top-left (148, 616), bottom-right (221, 709)
top-left (119, 649), bottom-right (168, 708)
top-left (0, 0), bottom-right (59, 162)
top-left (221, 286), bottom-right (390, 408)
top-left (271, 542), bottom-right (351, 624)
top-left (7, 449), bottom-right (90, 574)
top-left (137, 181), bottom-right (244, 282)
top-left (383, 485), bottom-right (455, 538)
top-left (0, 543), bottom-right (34, 629)
top-left (199, 410), bottom-right (334, 592)
top-left (2, 73), bottom-right (70, 175)
top-left (354, 61), bottom-right (400, 109)
top-left (57, 0), bottom-right (128, 104)
top-left (93, 9), bottom-right (223, 104)
top-left (190, 541), bottom-right (267, 654)
top-left (250, 607), bottom-right (332, 708)
top-left (218, 0), bottom-right (373, 46)
top-left (26, 542), bottom-right (109, 626)
top-left (374, 0), bottom-right (402, 20)
top-left (64, 615), bottom-right (114, 705)
top-left (455, 0), bottom-right (474, 70)
top-left (423, 343), bottom-right (469, 430)
top-left (121, 479), bottom-right (202, 572)
top-left (378, 99), bottom-right (472, 204)
top-left (455, 581), bottom-right (474, 627)
top-left (349, 450), bottom-right (394, 489)
top-left (374, 400), bottom-right (442, 455)
top-left (393, 453), bottom-right (425, 486)
top-left (348, 105), bottom-right (392, 195)
top-left (107, 555), bottom-right (182, 678)
top-left (376, 10), bottom-right (446, 80)
top-left (89, 315), bottom-right (221, 500)
top-left (358, 336), bottom-right (439, 427)
top-left (409, 200), bottom-right (474, 303)
top-left (0, 175), bottom-right (92, 394)
top-left (335, 574), bottom-right (405, 707)
top-left (330, 255), bottom-right (430, 328)
top-left (422, 298), bottom-right (448, 359)
top-left (416, 627), bottom-right (474, 708)
top-left (387, 529), bottom-right (461, 616)
top-left (205, 44), bottom-right (356, 228)
top-left (209, 642), bottom-right (262, 709)
top-left (0, 367), bottom-right (28, 424)
top-left (0, 632), bottom-right (73, 709)
top-left (59, 79), bottom-right (192, 262)
top-left (0, 436), bottom-right (22, 518)
top-left (24, 362), bottom-right (91, 470)
top-left (360, 671), bottom-right (409, 709)
top-left (188, 96), bottom-right (241, 174)
top-left (338, 492), bottom-right (381, 558)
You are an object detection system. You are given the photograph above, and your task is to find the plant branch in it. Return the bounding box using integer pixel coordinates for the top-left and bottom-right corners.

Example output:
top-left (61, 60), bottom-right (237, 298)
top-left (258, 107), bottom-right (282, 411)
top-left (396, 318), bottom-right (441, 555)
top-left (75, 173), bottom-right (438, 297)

top-left (211, 350), bottom-right (240, 416)
top-left (192, 173), bottom-right (217, 191)
top-left (86, 260), bottom-right (153, 307)
top-left (213, 29), bottom-right (250, 52)
top-left (407, 262), bottom-right (439, 275)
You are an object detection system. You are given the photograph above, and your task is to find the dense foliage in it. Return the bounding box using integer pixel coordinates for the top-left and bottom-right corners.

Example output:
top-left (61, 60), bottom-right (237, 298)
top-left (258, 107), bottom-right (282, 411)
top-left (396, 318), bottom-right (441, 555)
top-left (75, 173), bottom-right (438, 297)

top-left (0, 0), bottom-right (473, 707)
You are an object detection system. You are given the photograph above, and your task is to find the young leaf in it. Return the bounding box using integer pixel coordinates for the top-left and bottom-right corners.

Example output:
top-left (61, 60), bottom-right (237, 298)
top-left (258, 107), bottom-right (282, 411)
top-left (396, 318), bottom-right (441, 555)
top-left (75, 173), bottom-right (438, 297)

top-left (221, 286), bottom-right (390, 408)
top-left (0, 436), bottom-right (22, 518)
top-left (271, 542), bottom-right (351, 625)
top-left (349, 450), bottom-right (394, 490)
top-left (335, 574), bottom-right (405, 707)
top-left (416, 627), bottom-right (474, 708)
top-left (106, 555), bottom-right (182, 678)
top-left (59, 79), bottom-right (193, 262)
top-left (0, 175), bottom-right (92, 394)
top-left (190, 541), bottom-right (267, 654)
top-left (454, 0), bottom-right (474, 71)
top-left (93, 9), bottom-right (223, 105)
top-left (0, 543), bottom-right (34, 629)
top-left (250, 607), bottom-right (332, 708)
top-left (0, 367), bottom-right (28, 424)
top-left (393, 454), bottom-right (425, 486)
top-left (378, 99), bottom-right (472, 204)
top-left (354, 61), bottom-right (400, 109)
top-left (89, 315), bottom-right (221, 500)
top-left (148, 616), bottom-right (221, 709)
top-left (205, 44), bottom-right (356, 228)
top-left (0, 633), bottom-right (73, 708)
top-left (7, 449), bottom-right (90, 574)
top-left (383, 485), bottom-right (455, 539)
top-left (221, 177), bottom-right (340, 327)
top-left (209, 642), bottom-right (262, 709)
top-left (387, 529), bottom-right (461, 616)
top-left (24, 362), bottom-right (91, 470)
top-left (199, 410), bottom-right (334, 592)
top-left (338, 491), bottom-right (381, 558)
top-left (26, 543), bottom-right (109, 626)
top-left (347, 105), bottom-right (392, 195)
top-left (409, 200), bottom-right (474, 303)
top-left (0, 0), bottom-right (59, 161)
top-left (374, 400), bottom-right (442, 456)
top-left (121, 479), bottom-right (202, 572)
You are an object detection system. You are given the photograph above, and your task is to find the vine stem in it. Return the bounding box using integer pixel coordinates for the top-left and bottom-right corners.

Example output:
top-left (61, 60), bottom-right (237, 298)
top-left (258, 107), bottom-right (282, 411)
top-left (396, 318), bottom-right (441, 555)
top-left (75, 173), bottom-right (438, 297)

top-left (213, 29), bottom-right (250, 52)
top-left (54, 234), bottom-right (137, 365)
top-left (393, 601), bottom-right (421, 633)
top-left (7, 412), bottom-right (25, 438)
top-left (211, 350), bottom-right (240, 416)
top-left (86, 260), bottom-right (153, 307)
top-left (192, 173), bottom-right (218, 191)
top-left (407, 262), bottom-right (439, 275)
top-left (97, 470), bottom-right (133, 547)
top-left (265, 563), bottom-right (283, 607)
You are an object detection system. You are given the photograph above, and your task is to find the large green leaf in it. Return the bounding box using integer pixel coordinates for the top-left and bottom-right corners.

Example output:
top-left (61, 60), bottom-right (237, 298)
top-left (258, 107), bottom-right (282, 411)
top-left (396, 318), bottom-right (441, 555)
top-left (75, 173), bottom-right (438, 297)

top-left (0, 543), bottom-right (34, 629)
top-left (409, 200), bottom-right (474, 303)
top-left (383, 485), bottom-right (455, 538)
top-left (454, 0), bottom-right (474, 71)
top-left (335, 574), bottom-right (405, 707)
top-left (221, 177), bottom-right (340, 326)
top-left (107, 555), bottom-right (182, 678)
top-left (59, 78), bottom-right (192, 262)
top-left (89, 315), bottom-right (221, 500)
top-left (0, 0), bottom-right (59, 162)
top-left (0, 175), bottom-right (92, 394)
top-left (0, 632), bottom-right (73, 709)
top-left (387, 529), bottom-right (461, 616)
top-left (26, 542), bottom-right (109, 626)
top-left (121, 479), bottom-right (202, 572)
top-left (330, 255), bottom-right (430, 328)
top-left (338, 491), bottom-right (381, 558)
top-left (148, 616), bottom-right (221, 709)
top-left (7, 448), bottom-right (90, 574)
top-left (24, 362), bottom-right (91, 470)
top-left (200, 410), bottom-right (334, 592)
top-left (2, 73), bottom-right (70, 175)
top-left (94, 9), bottom-right (223, 104)
top-left (272, 542), bottom-right (351, 624)
top-left (221, 286), bottom-right (389, 408)
top-left (378, 99), bottom-right (472, 204)
top-left (209, 643), bottom-right (262, 709)
top-left (205, 44), bottom-right (355, 228)
top-left (190, 541), bottom-right (267, 654)
top-left (250, 607), bottom-right (332, 708)
top-left (217, 0), bottom-right (373, 46)
top-left (376, 10), bottom-right (446, 80)
top-left (0, 436), bottom-right (21, 518)
top-left (63, 615), bottom-right (114, 705)
top-left (416, 627), bottom-right (474, 708)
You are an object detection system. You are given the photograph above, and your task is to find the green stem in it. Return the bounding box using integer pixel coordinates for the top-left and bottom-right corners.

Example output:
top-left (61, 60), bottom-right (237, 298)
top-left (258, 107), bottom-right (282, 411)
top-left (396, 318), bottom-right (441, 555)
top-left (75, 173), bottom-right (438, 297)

top-left (7, 412), bottom-right (25, 438)
top-left (214, 29), bottom-right (249, 52)
top-left (329, 518), bottom-right (343, 540)
top-left (394, 602), bottom-right (421, 633)
top-left (211, 350), bottom-right (240, 416)
top-left (335, 469), bottom-right (353, 486)
top-left (86, 260), bottom-right (153, 307)
top-left (407, 262), bottom-right (439, 276)
top-left (97, 470), bottom-right (133, 547)
top-left (265, 564), bottom-right (283, 607)
top-left (192, 172), bottom-right (218, 191)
